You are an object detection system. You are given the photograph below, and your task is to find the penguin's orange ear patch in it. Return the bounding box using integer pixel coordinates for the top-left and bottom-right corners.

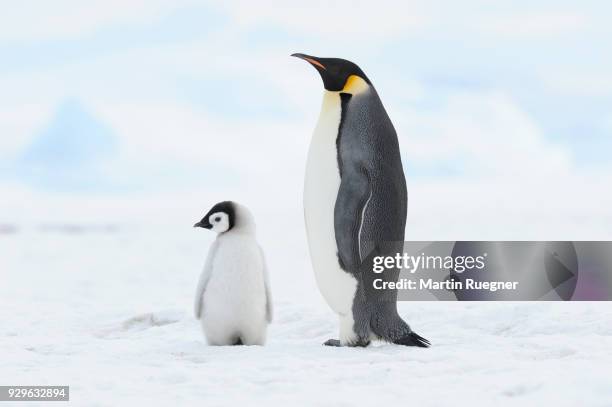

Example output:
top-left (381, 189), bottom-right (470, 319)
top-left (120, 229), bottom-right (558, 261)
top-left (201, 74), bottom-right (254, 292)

top-left (343, 75), bottom-right (369, 94)
top-left (303, 57), bottom-right (326, 70)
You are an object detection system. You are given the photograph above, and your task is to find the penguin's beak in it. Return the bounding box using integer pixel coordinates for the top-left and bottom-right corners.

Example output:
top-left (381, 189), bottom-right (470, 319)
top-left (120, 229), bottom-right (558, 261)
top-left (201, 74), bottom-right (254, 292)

top-left (194, 220), bottom-right (212, 229)
top-left (291, 53), bottom-right (326, 70)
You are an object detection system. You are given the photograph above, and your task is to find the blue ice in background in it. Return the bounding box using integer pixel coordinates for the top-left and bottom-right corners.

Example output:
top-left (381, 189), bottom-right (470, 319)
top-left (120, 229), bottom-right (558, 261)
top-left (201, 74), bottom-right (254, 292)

top-left (14, 100), bottom-right (117, 192)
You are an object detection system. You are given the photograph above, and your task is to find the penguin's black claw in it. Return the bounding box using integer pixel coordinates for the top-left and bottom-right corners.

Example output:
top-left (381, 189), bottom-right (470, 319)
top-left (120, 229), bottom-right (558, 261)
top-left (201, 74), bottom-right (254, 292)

top-left (393, 332), bottom-right (431, 348)
top-left (323, 339), bottom-right (342, 347)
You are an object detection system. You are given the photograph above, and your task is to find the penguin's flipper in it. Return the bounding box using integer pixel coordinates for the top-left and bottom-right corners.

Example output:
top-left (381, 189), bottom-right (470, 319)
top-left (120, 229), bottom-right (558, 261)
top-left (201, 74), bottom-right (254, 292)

top-left (259, 246), bottom-right (273, 323)
top-left (194, 241), bottom-right (219, 319)
top-left (334, 167), bottom-right (372, 275)
top-left (393, 332), bottom-right (431, 348)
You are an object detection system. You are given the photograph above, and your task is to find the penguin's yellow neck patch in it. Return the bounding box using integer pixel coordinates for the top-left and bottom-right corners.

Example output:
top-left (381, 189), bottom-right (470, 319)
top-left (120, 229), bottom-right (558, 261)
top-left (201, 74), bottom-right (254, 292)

top-left (342, 75), bottom-right (369, 95)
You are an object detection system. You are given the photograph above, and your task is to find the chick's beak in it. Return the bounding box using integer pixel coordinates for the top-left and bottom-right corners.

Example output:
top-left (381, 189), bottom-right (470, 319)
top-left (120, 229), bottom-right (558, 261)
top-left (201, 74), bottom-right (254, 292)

top-left (193, 220), bottom-right (212, 229)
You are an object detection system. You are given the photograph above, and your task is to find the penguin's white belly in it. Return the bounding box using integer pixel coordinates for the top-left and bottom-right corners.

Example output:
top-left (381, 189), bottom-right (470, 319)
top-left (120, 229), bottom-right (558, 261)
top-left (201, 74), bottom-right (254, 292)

top-left (201, 237), bottom-right (267, 343)
top-left (304, 92), bottom-right (358, 316)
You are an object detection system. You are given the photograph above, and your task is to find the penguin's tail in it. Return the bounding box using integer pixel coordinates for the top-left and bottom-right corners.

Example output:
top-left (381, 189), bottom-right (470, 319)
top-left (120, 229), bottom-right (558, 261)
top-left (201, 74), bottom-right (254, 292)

top-left (371, 310), bottom-right (431, 348)
top-left (393, 331), bottom-right (431, 348)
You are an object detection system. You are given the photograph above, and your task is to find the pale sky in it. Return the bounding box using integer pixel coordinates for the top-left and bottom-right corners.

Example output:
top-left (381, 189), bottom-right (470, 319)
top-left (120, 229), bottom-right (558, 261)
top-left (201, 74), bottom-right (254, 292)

top-left (1, 1), bottom-right (611, 241)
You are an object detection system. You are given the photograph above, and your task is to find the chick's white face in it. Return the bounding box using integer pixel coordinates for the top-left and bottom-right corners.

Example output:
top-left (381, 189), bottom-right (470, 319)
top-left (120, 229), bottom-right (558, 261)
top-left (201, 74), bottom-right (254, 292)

top-left (209, 212), bottom-right (230, 233)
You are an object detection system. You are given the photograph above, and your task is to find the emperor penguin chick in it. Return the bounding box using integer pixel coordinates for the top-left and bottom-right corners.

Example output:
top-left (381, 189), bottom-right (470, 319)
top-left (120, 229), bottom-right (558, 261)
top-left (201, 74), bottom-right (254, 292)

top-left (193, 201), bottom-right (272, 345)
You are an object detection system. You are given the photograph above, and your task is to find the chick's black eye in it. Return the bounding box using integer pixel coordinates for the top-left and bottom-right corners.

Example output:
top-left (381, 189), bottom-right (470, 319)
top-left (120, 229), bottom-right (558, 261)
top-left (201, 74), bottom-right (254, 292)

top-left (214, 217), bottom-right (221, 222)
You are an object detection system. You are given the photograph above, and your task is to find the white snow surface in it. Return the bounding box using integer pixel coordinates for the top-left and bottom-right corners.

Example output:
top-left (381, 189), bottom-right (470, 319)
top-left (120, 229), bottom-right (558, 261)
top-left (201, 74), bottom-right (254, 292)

top-left (1, 227), bottom-right (612, 407)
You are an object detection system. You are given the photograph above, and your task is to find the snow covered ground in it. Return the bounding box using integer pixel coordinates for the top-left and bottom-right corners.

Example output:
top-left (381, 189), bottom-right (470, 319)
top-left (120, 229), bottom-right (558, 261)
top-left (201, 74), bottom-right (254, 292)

top-left (2, 226), bottom-right (612, 406)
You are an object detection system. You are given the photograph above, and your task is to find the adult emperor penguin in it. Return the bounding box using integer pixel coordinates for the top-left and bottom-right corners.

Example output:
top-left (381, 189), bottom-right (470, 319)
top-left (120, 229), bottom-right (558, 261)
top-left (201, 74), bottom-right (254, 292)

top-left (193, 201), bottom-right (273, 345)
top-left (292, 53), bottom-right (430, 348)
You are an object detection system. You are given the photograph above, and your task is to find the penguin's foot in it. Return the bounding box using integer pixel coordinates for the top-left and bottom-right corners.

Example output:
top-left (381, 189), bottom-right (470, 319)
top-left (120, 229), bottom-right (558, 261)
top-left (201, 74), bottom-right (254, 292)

top-left (324, 339), bottom-right (371, 347)
top-left (323, 339), bottom-right (341, 347)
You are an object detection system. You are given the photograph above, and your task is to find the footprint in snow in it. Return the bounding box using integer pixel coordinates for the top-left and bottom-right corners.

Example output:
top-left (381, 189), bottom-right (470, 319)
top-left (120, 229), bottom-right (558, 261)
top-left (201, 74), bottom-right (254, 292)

top-left (95, 310), bottom-right (184, 338)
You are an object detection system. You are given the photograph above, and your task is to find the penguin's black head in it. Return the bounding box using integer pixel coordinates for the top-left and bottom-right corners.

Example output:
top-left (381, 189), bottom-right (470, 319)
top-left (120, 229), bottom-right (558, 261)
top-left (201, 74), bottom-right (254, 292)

top-left (194, 201), bottom-right (235, 234)
top-left (291, 53), bottom-right (371, 92)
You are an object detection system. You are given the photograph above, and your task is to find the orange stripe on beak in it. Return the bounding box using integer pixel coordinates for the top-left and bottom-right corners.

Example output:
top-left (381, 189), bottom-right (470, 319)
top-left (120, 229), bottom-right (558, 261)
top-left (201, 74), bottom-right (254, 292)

top-left (303, 57), bottom-right (326, 70)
